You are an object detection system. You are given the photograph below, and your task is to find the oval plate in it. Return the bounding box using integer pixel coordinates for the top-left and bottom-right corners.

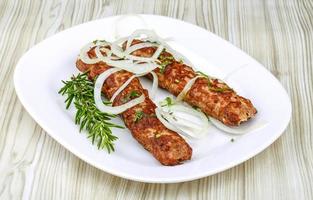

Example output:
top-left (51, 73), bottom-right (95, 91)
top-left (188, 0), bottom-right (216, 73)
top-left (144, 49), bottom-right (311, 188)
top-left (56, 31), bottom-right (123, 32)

top-left (14, 15), bottom-right (291, 183)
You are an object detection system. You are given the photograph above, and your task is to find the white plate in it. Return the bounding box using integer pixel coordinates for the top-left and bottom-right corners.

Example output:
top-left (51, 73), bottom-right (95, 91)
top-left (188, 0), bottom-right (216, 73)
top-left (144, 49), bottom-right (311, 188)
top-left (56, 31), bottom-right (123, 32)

top-left (14, 15), bottom-right (291, 183)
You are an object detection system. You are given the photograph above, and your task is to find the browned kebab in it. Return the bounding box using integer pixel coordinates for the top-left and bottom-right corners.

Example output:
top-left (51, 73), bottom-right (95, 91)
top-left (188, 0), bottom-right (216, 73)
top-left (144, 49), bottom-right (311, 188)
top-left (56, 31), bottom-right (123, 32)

top-left (76, 48), bottom-right (192, 166)
top-left (124, 40), bottom-right (257, 126)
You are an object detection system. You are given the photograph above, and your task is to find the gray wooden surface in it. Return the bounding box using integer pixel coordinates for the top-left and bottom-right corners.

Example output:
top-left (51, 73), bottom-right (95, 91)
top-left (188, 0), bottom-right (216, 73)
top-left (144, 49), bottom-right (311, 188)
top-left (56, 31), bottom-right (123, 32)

top-left (0, 0), bottom-right (312, 199)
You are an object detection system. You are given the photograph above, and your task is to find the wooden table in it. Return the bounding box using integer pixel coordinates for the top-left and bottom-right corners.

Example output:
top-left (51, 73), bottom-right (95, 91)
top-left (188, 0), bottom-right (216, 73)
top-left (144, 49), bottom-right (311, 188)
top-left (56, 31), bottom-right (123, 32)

top-left (1, 0), bottom-right (312, 199)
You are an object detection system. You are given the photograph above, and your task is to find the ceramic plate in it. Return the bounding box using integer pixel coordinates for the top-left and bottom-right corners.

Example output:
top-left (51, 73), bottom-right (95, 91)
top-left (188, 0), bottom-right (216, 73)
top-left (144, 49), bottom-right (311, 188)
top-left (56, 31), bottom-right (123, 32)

top-left (14, 15), bottom-right (291, 183)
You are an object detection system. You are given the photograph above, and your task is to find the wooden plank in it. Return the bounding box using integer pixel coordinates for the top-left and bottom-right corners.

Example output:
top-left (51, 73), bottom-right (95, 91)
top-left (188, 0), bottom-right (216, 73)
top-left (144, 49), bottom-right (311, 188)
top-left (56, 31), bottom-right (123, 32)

top-left (0, 0), bottom-right (312, 199)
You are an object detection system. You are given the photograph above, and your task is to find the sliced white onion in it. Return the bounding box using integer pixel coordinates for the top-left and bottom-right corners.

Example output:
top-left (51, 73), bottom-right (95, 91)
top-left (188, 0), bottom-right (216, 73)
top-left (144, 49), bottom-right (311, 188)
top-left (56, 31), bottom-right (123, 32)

top-left (169, 104), bottom-right (210, 135)
top-left (124, 29), bottom-right (191, 65)
top-left (117, 29), bottom-right (195, 68)
top-left (163, 43), bottom-right (194, 67)
top-left (126, 29), bottom-right (158, 49)
top-left (124, 55), bottom-right (156, 62)
top-left (108, 37), bottom-right (129, 58)
top-left (104, 60), bottom-right (159, 75)
top-left (149, 71), bottom-right (158, 99)
top-left (94, 68), bottom-right (145, 114)
top-left (124, 42), bottom-right (159, 55)
top-left (156, 112), bottom-right (206, 139)
top-left (95, 46), bottom-right (112, 59)
top-left (123, 42), bottom-right (160, 62)
top-left (155, 108), bottom-right (180, 132)
top-left (169, 105), bottom-right (208, 125)
top-left (110, 74), bottom-right (138, 102)
top-left (110, 71), bottom-right (158, 102)
top-left (114, 15), bottom-right (148, 39)
top-left (155, 103), bottom-right (211, 139)
top-left (79, 41), bottom-right (107, 64)
top-left (110, 43), bottom-right (125, 58)
top-left (152, 44), bottom-right (164, 60)
top-left (80, 30), bottom-right (193, 75)
top-left (169, 114), bottom-right (203, 130)
top-left (176, 76), bottom-right (201, 101)
top-left (142, 32), bottom-right (194, 67)
top-left (159, 109), bottom-right (202, 132)
top-left (113, 37), bottom-right (129, 46)
top-left (209, 117), bottom-right (268, 135)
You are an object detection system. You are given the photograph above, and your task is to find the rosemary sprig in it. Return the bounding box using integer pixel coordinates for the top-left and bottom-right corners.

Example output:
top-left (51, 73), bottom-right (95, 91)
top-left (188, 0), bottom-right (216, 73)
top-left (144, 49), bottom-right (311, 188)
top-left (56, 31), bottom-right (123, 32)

top-left (58, 72), bottom-right (123, 153)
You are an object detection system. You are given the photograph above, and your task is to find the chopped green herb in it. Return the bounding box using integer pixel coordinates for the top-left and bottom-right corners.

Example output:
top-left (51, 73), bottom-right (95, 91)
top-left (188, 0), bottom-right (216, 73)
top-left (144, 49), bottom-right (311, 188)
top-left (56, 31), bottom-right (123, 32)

top-left (207, 80), bottom-right (212, 87)
top-left (130, 90), bottom-right (140, 98)
top-left (159, 60), bottom-right (172, 73)
top-left (159, 65), bottom-right (166, 73)
top-left (134, 111), bottom-right (144, 123)
top-left (93, 39), bottom-right (107, 44)
top-left (192, 105), bottom-right (199, 110)
top-left (195, 71), bottom-right (233, 93)
top-left (146, 40), bottom-right (160, 45)
top-left (161, 97), bottom-right (175, 107)
top-left (158, 54), bottom-right (175, 61)
top-left (121, 90), bottom-right (140, 103)
top-left (196, 71), bottom-right (216, 85)
top-left (210, 87), bottom-right (229, 92)
top-left (207, 79), bottom-right (232, 93)
top-left (158, 54), bottom-right (175, 73)
top-left (168, 112), bottom-right (177, 121)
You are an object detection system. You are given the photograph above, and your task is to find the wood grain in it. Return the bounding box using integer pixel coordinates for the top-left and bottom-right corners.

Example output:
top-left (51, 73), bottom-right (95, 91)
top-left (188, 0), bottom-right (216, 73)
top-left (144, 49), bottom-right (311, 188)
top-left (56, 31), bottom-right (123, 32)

top-left (0, 0), bottom-right (312, 199)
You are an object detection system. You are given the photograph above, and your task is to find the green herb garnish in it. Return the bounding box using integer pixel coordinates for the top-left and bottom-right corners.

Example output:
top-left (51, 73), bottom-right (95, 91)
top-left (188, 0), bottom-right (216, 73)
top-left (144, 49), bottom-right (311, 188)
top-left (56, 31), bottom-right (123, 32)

top-left (197, 71), bottom-right (214, 88)
top-left (130, 90), bottom-right (140, 98)
top-left (207, 80), bottom-right (212, 87)
top-left (192, 105), bottom-right (200, 110)
top-left (208, 80), bottom-right (232, 93)
top-left (159, 60), bottom-right (172, 73)
top-left (121, 90), bottom-right (140, 103)
top-left (146, 40), bottom-right (160, 45)
top-left (134, 111), bottom-right (144, 122)
top-left (59, 73), bottom-right (123, 153)
top-left (161, 97), bottom-right (175, 107)
top-left (210, 87), bottom-right (229, 92)
top-left (199, 73), bottom-right (232, 93)
top-left (92, 39), bottom-right (107, 44)
top-left (158, 54), bottom-right (175, 73)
